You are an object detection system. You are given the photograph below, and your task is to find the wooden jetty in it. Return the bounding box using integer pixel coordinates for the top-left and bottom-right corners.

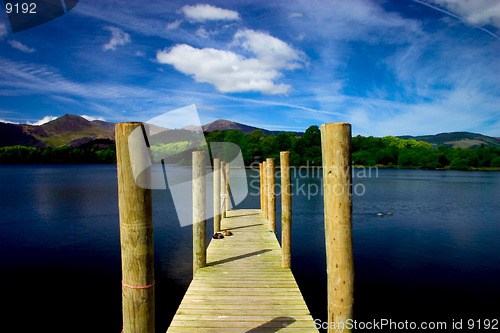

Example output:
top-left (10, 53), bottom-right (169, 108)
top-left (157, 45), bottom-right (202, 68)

top-left (116, 122), bottom-right (354, 333)
top-left (167, 209), bottom-right (317, 332)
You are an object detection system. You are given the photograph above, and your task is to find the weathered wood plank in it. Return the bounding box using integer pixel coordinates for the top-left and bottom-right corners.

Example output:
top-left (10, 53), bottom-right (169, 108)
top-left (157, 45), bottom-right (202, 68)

top-left (167, 328), bottom-right (318, 333)
top-left (166, 209), bottom-right (318, 332)
top-left (175, 309), bottom-right (311, 315)
top-left (177, 304), bottom-right (311, 310)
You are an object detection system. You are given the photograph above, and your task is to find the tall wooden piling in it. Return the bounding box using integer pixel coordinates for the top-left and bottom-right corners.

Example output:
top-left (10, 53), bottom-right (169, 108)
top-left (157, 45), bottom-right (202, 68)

top-left (225, 163), bottom-right (230, 213)
top-left (259, 163), bottom-right (264, 211)
top-left (321, 122), bottom-right (354, 333)
top-left (262, 161), bottom-right (268, 219)
top-left (267, 158), bottom-right (276, 232)
top-left (192, 151), bottom-right (207, 275)
top-left (220, 161), bottom-right (226, 219)
top-left (280, 151), bottom-right (291, 268)
top-left (213, 158), bottom-right (221, 233)
top-left (116, 122), bottom-right (155, 333)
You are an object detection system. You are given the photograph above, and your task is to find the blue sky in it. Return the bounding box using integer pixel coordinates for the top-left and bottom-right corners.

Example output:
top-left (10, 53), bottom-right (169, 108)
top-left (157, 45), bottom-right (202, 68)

top-left (1, 0), bottom-right (499, 136)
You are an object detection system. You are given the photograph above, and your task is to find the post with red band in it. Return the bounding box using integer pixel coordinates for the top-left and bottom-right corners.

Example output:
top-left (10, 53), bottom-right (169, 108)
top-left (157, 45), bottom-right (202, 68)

top-left (116, 122), bottom-right (155, 333)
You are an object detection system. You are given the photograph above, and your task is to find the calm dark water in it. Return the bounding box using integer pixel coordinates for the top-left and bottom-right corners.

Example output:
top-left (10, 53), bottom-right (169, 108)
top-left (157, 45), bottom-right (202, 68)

top-left (0, 165), bottom-right (499, 332)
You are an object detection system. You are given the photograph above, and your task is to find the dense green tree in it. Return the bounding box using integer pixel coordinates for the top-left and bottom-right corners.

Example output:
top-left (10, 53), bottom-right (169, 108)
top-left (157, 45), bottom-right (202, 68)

top-left (450, 158), bottom-right (469, 170)
top-left (302, 125), bottom-right (321, 147)
top-left (491, 156), bottom-right (500, 168)
top-left (275, 132), bottom-right (295, 152)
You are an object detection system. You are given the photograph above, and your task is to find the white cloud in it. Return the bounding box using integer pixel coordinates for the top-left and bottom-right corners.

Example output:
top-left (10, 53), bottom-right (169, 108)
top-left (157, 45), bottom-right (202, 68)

top-left (233, 29), bottom-right (305, 70)
top-left (157, 29), bottom-right (304, 95)
top-left (0, 23), bottom-right (7, 39)
top-left (431, 0), bottom-right (500, 28)
top-left (196, 27), bottom-right (210, 39)
top-left (0, 118), bottom-right (18, 124)
top-left (182, 4), bottom-right (239, 22)
top-left (81, 115), bottom-right (106, 121)
top-left (102, 26), bottom-right (131, 51)
top-left (166, 19), bottom-right (182, 30)
top-left (28, 116), bottom-right (58, 126)
top-left (157, 44), bottom-right (290, 94)
top-left (8, 40), bottom-right (35, 53)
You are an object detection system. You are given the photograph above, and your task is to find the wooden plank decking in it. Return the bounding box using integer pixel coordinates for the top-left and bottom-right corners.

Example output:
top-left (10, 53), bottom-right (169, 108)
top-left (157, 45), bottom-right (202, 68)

top-left (167, 209), bottom-right (318, 332)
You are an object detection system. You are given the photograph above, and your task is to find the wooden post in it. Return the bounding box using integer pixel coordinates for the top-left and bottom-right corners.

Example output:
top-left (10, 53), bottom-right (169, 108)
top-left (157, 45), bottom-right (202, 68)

top-left (213, 158), bottom-right (221, 233)
top-left (220, 161), bottom-right (226, 220)
top-left (321, 122), bottom-right (354, 333)
top-left (280, 151), bottom-right (291, 268)
top-left (259, 163), bottom-right (264, 211)
top-left (267, 158), bottom-right (276, 232)
top-left (262, 161), bottom-right (268, 219)
top-left (225, 163), bottom-right (230, 213)
top-left (192, 151), bottom-right (206, 275)
top-left (116, 122), bottom-right (155, 333)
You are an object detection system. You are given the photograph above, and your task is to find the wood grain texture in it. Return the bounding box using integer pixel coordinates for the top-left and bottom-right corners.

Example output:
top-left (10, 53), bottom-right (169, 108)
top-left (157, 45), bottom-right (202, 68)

top-left (262, 161), bottom-right (268, 219)
top-left (220, 161), bottom-right (226, 220)
top-left (259, 163), bottom-right (264, 211)
top-left (213, 158), bottom-right (221, 233)
top-left (225, 163), bottom-right (230, 212)
top-left (321, 123), bottom-right (354, 333)
top-left (166, 209), bottom-right (318, 332)
top-left (193, 151), bottom-right (207, 276)
top-left (266, 158), bottom-right (276, 232)
top-left (280, 151), bottom-right (291, 268)
top-left (116, 122), bottom-right (155, 333)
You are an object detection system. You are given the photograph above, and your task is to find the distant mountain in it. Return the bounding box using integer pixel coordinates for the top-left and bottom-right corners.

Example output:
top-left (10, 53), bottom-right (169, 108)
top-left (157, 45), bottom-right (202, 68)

top-left (92, 120), bottom-right (116, 131)
top-left (2, 115), bottom-right (499, 150)
top-left (398, 132), bottom-right (500, 149)
top-left (202, 119), bottom-right (302, 136)
top-left (202, 119), bottom-right (263, 134)
top-left (0, 122), bottom-right (46, 148)
top-left (0, 114), bottom-right (114, 148)
top-left (182, 125), bottom-right (203, 133)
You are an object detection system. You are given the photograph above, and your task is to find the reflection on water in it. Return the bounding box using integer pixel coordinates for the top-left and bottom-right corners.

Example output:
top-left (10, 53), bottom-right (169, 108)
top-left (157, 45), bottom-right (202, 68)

top-left (0, 165), bottom-right (499, 332)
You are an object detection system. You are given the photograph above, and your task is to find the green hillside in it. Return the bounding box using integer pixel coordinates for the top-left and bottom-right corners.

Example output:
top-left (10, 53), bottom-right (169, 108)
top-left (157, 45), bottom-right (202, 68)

top-left (398, 132), bottom-right (500, 149)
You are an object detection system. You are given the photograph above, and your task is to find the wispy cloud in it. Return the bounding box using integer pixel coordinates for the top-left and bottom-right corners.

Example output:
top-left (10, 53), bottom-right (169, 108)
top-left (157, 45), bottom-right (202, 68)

top-left (0, 57), bottom-right (158, 101)
top-left (81, 115), bottom-right (106, 122)
top-left (0, 118), bottom-right (18, 124)
top-left (135, 50), bottom-right (145, 57)
top-left (413, 0), bottom-right (500, 40)
top-left (28, 115), bottom-right (58, 125)
top-left (0, 23), bottom-right (7, 39)
top-left (182, 4), bottom-right (240, 22)
top-left (195, 27), bottom-right (211, 39)
top-left (289, 12), bottom-right (303, 18)
top-left (166, 19), bottom-right (182, 31)
top-left (8, 40), bottom-right (35, 53)
top-left (102, 26), bottom-right (131, 51)
top-left (430, 0), bottom-right (500, 28)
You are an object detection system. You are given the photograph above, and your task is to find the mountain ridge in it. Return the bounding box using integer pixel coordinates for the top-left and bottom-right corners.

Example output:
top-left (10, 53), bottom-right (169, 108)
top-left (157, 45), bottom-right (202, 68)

top-left (397, 131), bottom-right (500, 149)
top-left (0, 114), bottom-right (498, 149)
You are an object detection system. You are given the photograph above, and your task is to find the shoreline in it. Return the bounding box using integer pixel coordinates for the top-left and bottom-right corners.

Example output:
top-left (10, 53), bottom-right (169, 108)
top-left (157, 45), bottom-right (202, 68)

top-left (0, 163), bottom-right (499, 171)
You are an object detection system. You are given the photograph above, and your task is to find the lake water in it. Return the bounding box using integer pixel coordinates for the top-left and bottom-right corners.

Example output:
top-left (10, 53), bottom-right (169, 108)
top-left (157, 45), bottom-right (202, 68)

top-left (1, 165), bottom-right (499, 332)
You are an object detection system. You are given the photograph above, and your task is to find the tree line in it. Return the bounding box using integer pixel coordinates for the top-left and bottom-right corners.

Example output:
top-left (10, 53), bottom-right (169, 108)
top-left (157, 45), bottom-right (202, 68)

top-left (208, 127), bottom-right (500, 170)
top-left (351, 135), bottom-right (500, 170)
top-left (0, 145), bottom-right (116, 164)
top-left (1, 125), bottom-right (500, 170)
